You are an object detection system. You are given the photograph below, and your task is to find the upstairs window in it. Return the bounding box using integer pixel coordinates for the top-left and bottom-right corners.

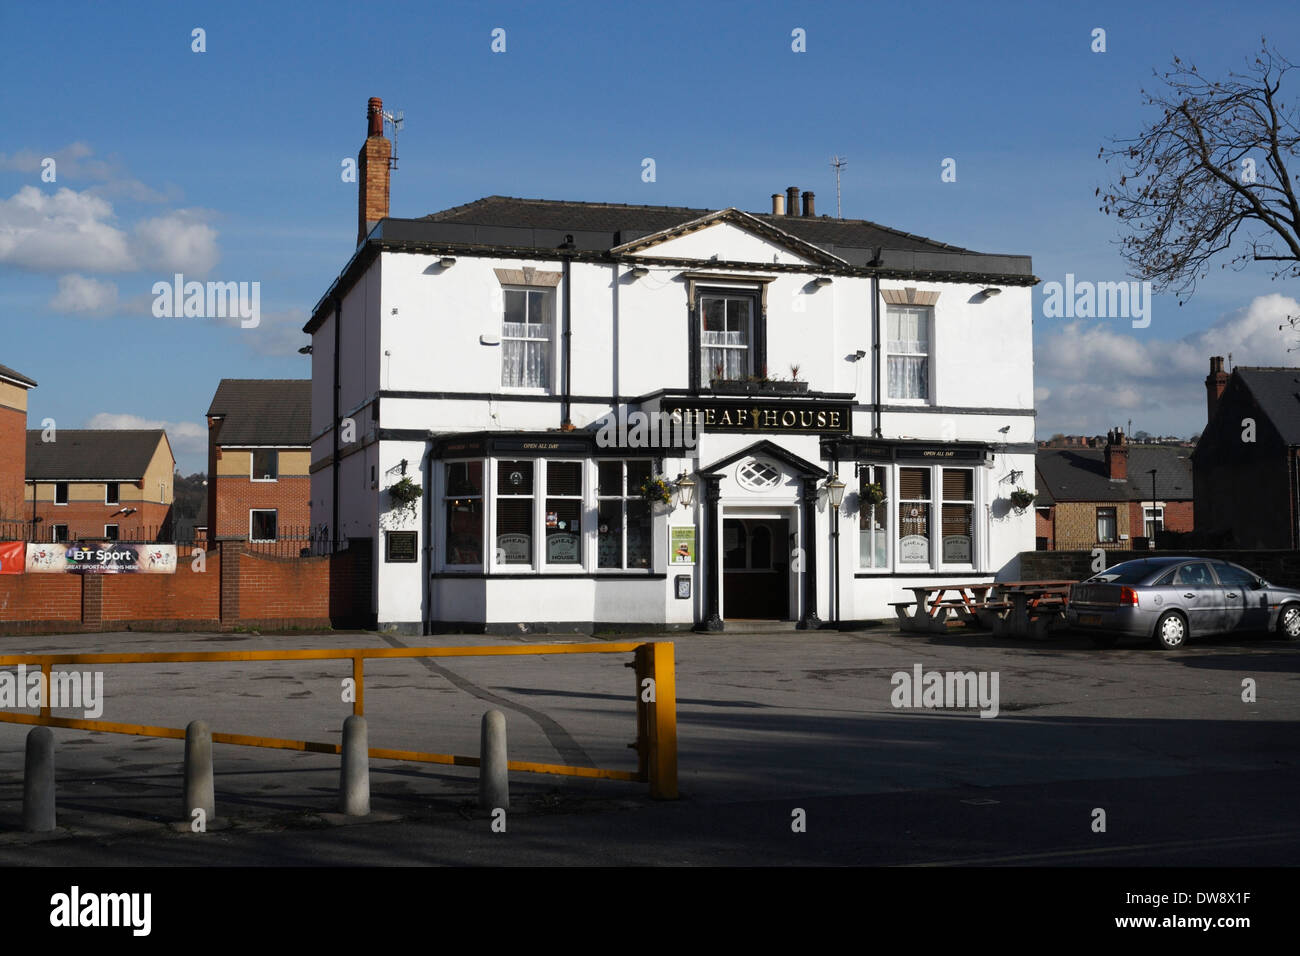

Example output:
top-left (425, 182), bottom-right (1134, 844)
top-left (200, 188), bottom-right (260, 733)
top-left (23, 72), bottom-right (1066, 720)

top-left (55, 482), bottom-right (68, 505)
top-left (700, 294), bottom-right (755, 386)
top-left (502, 289), bottom-right (554, 390)
top-left (252, 450), bottom-right (278, 481)
top-left (886, 306), bottom-right (931, 400)
top-left (105, 482), bottom-right (120, 505)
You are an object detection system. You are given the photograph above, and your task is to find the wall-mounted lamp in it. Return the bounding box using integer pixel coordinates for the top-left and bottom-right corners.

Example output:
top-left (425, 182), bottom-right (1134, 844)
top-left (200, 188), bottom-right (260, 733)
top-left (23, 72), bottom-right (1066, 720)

top-left (629, 266), bottom-right (650, 279)
top-left (853, 349), bottom-right (867, 360)
top-left (814, 276), bottom-right (833, 287)
top-left (825, 474), bottom-right (847, 509)
top-left (981, 287), bottom-right (1002, 298)
top-left (439, 257), bottom-right (457, 268)
top-left (297, 345), bottom-right (313, 355)
top-left (675, 472), bottom-right (696, 508)
top-left (479, 334), bottom-right (501, 346)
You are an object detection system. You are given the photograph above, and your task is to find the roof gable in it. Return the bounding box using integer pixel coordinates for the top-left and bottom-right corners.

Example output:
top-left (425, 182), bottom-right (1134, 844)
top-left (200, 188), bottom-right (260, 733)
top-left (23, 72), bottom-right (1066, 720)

top-left (1236, 367), bottom-right (1300, 445)
top-left (207, 379), bottom-right (311, 446)
top-left (610, 208), bottom-right (846, 267)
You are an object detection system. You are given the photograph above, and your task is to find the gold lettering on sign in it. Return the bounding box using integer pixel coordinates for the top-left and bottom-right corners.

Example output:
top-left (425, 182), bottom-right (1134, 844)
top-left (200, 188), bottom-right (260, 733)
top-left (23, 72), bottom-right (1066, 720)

top-left (704, 408), bottom-right (717, 426)
top-left (781, 410), bottom-right (797, 427)
top-left (750, 407), bottom-right (760, 428)
top-left (828, 411), bottom-right (841, 429)
top-left (799, 411), bottom-right (814, 427)
top-left (762, 409), bottom-right (779, 427)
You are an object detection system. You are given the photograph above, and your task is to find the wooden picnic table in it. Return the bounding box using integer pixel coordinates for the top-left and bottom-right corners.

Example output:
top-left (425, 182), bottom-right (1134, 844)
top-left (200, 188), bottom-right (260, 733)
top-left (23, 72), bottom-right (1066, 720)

top-left (989, 581), bottom-right (1073, 640)
top-left (892, 582), bottom-right (996, 633)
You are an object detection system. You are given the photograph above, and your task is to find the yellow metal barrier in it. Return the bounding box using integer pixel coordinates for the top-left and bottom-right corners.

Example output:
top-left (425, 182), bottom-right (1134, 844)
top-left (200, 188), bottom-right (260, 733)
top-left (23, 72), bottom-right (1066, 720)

top-left (0, 641), bottom-right (678, 800)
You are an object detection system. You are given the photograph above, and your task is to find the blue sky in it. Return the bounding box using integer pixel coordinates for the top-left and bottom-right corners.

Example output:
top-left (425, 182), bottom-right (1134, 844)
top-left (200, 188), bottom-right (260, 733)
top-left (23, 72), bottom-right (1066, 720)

top-left (2, 0), bottom-right (1297, 472)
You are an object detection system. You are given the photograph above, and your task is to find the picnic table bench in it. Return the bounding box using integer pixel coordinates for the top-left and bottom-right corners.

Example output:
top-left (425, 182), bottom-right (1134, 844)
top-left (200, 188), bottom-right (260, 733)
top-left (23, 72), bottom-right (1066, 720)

top-left (892, 580), bottom-right (1075, 639)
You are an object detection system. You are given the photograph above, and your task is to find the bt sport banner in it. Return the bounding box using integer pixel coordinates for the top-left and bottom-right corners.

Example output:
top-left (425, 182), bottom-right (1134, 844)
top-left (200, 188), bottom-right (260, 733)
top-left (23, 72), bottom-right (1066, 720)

top-left (25, 542), bottom-right (178, 574)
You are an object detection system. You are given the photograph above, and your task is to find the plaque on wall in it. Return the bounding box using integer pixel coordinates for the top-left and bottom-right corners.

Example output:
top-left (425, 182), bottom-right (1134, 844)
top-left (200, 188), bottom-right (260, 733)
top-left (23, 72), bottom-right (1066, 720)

top-left (386, 531), bottom-right (418, 563)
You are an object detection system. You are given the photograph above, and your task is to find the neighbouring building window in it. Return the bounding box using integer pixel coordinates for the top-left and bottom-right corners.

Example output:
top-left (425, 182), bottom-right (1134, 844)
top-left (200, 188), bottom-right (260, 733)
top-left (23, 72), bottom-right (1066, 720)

top-left (495, 460), bottom-right (535, 565)
top-left (51, 524), bottom-right (68, 543)
top-left (105, 482), bottom-right (119, 505)
top-left (1097, 507), bottom-right (1117, 543)
top-left (501, 289), bottom-right (554, 389)
top-left (104, 524), bottom-right (119, 541)
top-left (701, 293), bottom-right (756, 386)
top-left (898, 467), bottom-right (932, 564)
top-left (444, 461), bottom-right (484, 565)
top-left (55, 482), bottom-right (68, 505)
top-left (941, 468), bottom-right (974, 564)
top-left (886, 306), bottom-right (931, 400)
top-left (250, 509), bottom-right (278, 541)
top-left (597, 460), bottom-right (652, 570)
top-left (1143, 506), bottom-right (1164, 538)
top-left (858, 465), bottom-right (889, 569)
top-left (252, 450), bottom-right (278, 481)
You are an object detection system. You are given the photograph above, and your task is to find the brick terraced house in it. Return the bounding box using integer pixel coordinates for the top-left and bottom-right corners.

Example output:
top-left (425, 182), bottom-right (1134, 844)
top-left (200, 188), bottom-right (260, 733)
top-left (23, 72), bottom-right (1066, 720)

top-left (205, 379), bottom-right (312, 543)
top-left (25, 429), bottom-right (175, 541)
top-left (0, 363), bottom-right (37, 522)
top-left (1034, 427), bottom-right (1193, 550)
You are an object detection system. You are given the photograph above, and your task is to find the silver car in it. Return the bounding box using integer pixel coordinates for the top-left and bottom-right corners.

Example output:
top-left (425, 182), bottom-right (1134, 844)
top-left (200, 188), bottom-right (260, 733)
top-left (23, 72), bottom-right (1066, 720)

top-left (1066, 557), bottom-right (1300, 650)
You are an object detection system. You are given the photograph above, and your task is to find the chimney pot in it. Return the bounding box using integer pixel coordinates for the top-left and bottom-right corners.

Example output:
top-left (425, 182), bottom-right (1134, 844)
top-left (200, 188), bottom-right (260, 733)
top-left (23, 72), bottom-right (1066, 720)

top-left (771, 193), bottom-right (786, 216)
top-left (802, 191), bottom-right (815, 217)
top-left (786, 186), bottom-right (799, 216)
top-left (367, 97), bottom-right (384, 137)
top-left (357, 96), bottom-right (392, 246)
top-left (1104, 427), bottom-right (1128, 480)
top-left (1205, 355), bottom-right (1230, 424)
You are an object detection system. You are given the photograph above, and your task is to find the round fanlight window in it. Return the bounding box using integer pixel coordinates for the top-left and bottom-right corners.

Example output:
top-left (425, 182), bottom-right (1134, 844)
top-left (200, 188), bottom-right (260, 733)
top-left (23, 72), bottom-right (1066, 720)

top-left (737, 459), bottom-right (781, 491)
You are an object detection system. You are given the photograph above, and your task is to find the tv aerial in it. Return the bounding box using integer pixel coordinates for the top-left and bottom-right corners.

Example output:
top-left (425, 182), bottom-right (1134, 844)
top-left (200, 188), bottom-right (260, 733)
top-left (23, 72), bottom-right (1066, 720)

top-left (383, 108), bottom-right (404, 169)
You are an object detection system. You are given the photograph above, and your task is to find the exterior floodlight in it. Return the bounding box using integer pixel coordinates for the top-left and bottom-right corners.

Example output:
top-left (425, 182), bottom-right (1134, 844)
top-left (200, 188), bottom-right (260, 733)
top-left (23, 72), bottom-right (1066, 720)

top-left (814, 276), bottom-right (833, 287)
top-left (439, 257), bottom-right (457, 268)
top-left (982, 287), bottom-right (1002, 297)
top-left (630, 266), bottom-right (650, 279)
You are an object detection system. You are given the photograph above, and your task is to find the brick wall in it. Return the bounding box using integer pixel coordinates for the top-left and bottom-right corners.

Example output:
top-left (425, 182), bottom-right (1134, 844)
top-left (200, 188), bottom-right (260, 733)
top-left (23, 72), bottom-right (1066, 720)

top-left (0, 539), bottom-right (373, 635)
top-left (1126, 500), bottom-right (1194, 538)
top-left (212, 476), bottom-right (311, 539)
top-left (0, 405), bottom-right (25, 521)
top-left (30, 499), bottom-right (172, 541)
top-left (1021, 548), bottom-right (1300, 590)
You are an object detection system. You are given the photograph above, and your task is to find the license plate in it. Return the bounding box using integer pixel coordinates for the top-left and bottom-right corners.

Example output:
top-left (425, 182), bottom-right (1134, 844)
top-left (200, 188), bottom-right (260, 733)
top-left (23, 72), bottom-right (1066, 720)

top-left (1080, 614), bottom-right (1102, 626)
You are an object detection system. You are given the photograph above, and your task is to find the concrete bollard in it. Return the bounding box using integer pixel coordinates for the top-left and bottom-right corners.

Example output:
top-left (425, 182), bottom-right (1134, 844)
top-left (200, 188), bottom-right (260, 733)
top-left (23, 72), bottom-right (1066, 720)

top-left (478, 709), bottom-right (509, 810)
top-left (340, 715), bottom-right (370, 816)
top-left (23, 726), bottom-right (56, 832)
top-left (183, 720), bottom-right (215, 822)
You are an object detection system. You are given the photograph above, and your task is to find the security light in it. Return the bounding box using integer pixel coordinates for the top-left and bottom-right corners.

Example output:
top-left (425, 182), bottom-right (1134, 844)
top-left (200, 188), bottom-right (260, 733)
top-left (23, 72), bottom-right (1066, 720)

top-left (629, 266), bottom-right (650, 279)
top-left (439, 257), bottom-right (456, 268)
top-left (814, 276), bottom-right (833, 287)
top-left (981, 287), bottom-right (1002, 298)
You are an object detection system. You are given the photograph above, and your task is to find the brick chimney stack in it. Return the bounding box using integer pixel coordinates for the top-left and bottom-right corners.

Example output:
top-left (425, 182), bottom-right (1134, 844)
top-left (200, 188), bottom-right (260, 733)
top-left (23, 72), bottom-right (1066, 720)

top-left (1104, 426), bottom-right (1128, 480)
top-left (1205, 355), bottom-right (1229, 424)
top-left (357, 97), bottom-right (391, 246)
top-left (802, 190), bottom-right (815, 216)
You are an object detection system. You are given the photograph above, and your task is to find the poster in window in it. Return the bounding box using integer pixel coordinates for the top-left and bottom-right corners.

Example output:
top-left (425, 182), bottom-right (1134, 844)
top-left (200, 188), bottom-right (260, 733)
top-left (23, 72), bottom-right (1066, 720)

top-left (496, 534), bottom-right (531, 563)
top-left (899, 535), bottom-right (929, 563)
top-left (670, 526), bottom-right (696, 565)
top-left (546, 533), bottom-right (579, 563)
top-left (942, 535), bottom-right (972, 563)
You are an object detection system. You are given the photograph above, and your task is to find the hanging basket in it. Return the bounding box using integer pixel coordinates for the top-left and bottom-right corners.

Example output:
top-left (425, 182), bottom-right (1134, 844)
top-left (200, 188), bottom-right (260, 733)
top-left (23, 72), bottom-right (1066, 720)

top-left (638, 475), bottom-right (673, 507)
top-left (1009, 488), bottom-right (1036, 510)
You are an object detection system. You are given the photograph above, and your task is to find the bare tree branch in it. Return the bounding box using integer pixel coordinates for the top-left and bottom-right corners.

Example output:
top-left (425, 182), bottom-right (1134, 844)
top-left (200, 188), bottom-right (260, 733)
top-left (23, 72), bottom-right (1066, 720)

top-left (1099, 40), bottom-right (1300, 303)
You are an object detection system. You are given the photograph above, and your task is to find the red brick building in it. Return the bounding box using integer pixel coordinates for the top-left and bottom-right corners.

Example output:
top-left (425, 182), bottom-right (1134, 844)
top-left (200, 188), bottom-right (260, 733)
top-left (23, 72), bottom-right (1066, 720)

top-left (206, 379), bottom-right (311, 543)
top-left (1034, 427), bottom-right (1194, 550)
top-left (0, 363), bottom-right (37, 523)
top-left (25, 430), bottom-right (175, 541)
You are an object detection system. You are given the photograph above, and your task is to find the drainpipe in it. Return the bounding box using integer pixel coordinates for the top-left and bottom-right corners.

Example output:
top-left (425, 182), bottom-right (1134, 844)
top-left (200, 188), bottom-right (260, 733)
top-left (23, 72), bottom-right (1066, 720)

top-left (870, 250), bottom-right (882, 438)
top-left (561, 238), bottom-right (574, 429)
top-left (331, 298), bottom-right (341, 547)
top-left (830, 452), bottom-right (840, 626)
top-left (423, 438), bottom-right (434, 635)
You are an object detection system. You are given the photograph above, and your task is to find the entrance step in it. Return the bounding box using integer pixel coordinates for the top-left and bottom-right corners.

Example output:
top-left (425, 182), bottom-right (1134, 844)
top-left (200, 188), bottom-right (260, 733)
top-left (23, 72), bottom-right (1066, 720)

top-left (722, 620), bottom-right (800, 634)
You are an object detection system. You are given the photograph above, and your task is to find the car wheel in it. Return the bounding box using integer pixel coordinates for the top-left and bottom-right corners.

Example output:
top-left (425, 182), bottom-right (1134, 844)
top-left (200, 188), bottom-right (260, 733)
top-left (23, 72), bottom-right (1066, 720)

top-left (1277, 604), bottom-right (1300, 641)
top-left (1089, 632), bottom-right (1120, 648)
top-left (1152, 611), bottom-right (1188, 650)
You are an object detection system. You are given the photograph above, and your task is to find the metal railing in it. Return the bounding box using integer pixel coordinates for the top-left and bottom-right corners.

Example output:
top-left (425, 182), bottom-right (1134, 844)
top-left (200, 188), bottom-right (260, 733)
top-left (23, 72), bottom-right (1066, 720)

top-left (0, 641), bottom-right (678, 799)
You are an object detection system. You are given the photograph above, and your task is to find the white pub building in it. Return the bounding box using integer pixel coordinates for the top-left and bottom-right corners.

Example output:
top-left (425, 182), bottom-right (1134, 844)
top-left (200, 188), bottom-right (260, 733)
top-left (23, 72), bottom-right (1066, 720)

top-left (305, 99), bottom-right (1038, 634)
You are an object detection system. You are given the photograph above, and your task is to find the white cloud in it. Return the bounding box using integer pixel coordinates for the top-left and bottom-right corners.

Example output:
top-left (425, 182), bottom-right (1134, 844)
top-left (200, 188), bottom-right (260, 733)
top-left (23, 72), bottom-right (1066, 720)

top-left (48, 274), bottom-right (119, 315)
top-left (1035, 293), bottom-right (1299, 437)
top-left (0, 186), bottom-right (134, 272)
top-left (0, 142), bottom-right (178, 202)
top-left (133, 210), bottom-right (219, 275)
top-left (81, 413), bottom-right (207, 468)
top-left (214, 307), bottom-right (311, 357)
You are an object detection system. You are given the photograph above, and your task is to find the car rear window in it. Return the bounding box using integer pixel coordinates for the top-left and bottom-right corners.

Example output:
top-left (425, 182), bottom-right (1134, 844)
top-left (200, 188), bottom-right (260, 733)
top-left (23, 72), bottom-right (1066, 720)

top-left (1086, 560), bottom-right (1168, 584)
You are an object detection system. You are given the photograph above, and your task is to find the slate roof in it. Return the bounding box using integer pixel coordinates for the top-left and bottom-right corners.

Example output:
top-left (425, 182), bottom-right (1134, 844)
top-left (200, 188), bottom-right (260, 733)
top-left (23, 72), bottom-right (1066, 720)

top-left (1035, 446), bottom-right (1193, 504)
top-left (1235, 367), bottom-right (1300, 445)
top-left (206, 379), bottom-right (311, 447)
top-left (421, 195), bottom-right (977, 255)
top-left (0, 363), bottom-right (37, 388)
top-left (26, 430), bottom-right (169, 481)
